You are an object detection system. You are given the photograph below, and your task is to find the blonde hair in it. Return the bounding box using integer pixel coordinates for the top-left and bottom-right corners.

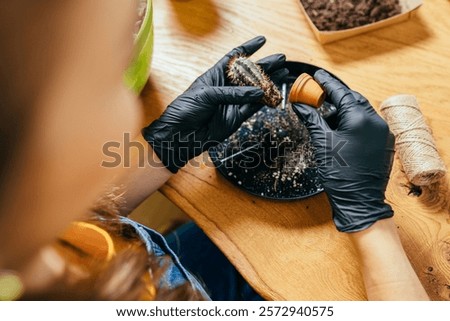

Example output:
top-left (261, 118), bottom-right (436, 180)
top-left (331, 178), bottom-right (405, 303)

top-left (21, 187), bottom-right (205, 301)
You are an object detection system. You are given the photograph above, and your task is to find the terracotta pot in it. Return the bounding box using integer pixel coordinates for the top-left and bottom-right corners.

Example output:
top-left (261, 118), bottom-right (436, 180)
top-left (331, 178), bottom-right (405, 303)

top-left (288, 73), bottom-right (325, 108)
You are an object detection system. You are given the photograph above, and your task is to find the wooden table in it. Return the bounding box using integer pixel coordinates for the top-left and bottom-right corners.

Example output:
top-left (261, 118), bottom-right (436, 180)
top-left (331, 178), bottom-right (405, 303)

top-left (141, 0), bottom-right (450, 300)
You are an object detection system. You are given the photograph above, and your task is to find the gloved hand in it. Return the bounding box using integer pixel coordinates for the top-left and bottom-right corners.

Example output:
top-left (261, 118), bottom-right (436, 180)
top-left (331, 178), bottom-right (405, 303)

top-left (143, 36), bottom-right (288, 173)
top-left (292, 70), bottom-right (395, 233)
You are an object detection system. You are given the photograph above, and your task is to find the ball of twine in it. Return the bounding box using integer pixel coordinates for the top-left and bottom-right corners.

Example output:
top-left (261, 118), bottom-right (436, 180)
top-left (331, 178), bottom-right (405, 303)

top-left (380, 95), bottom-right (447, 186)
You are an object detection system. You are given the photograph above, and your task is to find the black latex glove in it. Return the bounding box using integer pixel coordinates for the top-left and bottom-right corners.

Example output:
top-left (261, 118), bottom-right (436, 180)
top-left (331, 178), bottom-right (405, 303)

top-left (143, 36), bottom-right (288, 173)
top-left (292, 70), bottom-right (395, 233)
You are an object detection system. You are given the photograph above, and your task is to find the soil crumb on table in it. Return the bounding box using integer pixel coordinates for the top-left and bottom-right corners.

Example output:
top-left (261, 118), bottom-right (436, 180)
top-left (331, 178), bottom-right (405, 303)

top-left (300, 0), bottom-right (402, 31)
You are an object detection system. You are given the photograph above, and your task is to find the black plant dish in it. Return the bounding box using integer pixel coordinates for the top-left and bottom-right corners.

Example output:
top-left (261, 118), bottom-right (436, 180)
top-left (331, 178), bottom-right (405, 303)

top-left (209, 61), bottom-right (341, 200)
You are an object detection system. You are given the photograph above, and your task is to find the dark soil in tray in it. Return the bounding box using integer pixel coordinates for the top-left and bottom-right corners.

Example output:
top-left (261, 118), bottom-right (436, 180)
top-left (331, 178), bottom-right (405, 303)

top-left (300, 0), bottom-right (402, 31)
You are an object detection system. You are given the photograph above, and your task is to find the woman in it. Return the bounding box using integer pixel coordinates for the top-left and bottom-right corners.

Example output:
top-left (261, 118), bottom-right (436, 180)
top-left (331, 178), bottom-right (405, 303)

top-left (0, 0), bottom-right (428, 301)
top-left (0, 0), bottom-right (286, 300)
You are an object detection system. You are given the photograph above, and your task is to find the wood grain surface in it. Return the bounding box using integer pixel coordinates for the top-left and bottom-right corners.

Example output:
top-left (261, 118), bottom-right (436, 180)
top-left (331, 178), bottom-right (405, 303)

top-left (140, 0), bottom-right (450, 300)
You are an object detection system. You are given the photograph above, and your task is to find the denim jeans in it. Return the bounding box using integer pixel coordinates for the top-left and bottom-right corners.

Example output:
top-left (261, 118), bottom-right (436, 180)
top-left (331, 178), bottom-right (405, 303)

top-left (165, 221), bottom-right (264, 301)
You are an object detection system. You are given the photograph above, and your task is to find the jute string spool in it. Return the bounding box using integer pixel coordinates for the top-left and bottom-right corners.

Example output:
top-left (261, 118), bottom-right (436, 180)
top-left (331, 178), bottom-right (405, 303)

top-left (380, 94), bottom-right (447, 186)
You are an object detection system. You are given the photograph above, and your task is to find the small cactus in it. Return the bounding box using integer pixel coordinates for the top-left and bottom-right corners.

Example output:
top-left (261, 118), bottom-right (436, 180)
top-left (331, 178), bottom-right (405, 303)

top-left (227, 56), bottom-right (282, 108)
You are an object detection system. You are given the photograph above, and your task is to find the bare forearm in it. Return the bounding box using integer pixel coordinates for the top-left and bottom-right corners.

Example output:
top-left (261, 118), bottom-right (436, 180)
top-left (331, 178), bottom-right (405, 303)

top-left (112, 135), bottom-right (172, 216)
top-left (350, 218), bottom-right (429, 300)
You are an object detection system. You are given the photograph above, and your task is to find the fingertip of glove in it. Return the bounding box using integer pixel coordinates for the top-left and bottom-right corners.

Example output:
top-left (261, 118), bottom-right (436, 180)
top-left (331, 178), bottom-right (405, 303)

top-left (245, 35), bottom-right (266, 50)
top-left (291, 103), bottom-right (314, 116)
top-left (232, 86), bottom-right (264, 102)
top-left (254, 35), bottom-right (266, 43)
top-left (313, 69), bottom-right (330, 84)
top-left (245, 87), bottom-right (264, 99)
top-left (236, 36), bottom-right (267, 56)
top-left (254, 87), bottom-right (265, 97)
top-left (280, 68), bottom-right (290, 76)
top-left (274, 53), bottom-right (286, 63)
top-left (261, 53), bottom-right (286, 66)
top-left (291, 103), bottom-right (328, 130)
top-left (291, 102), bottom-right (301, 112)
